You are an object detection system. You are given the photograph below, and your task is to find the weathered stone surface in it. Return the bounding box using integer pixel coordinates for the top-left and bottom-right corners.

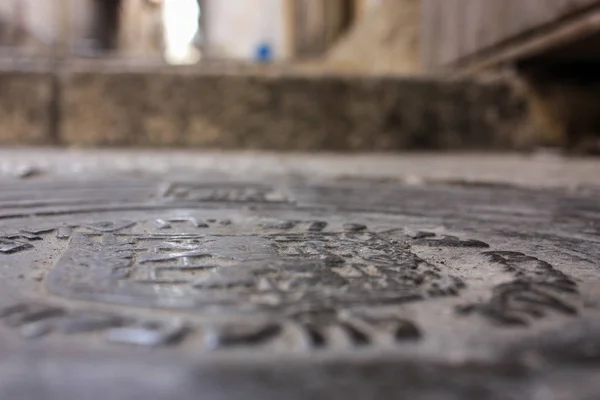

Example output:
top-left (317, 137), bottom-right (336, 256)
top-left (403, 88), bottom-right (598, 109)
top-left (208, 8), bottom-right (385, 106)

top-left (2, 148), bottom-right (600, 189)
top-left (0, 72), bottom-right (53, 145)
top-left (60, 71), bottom-right (526, 150)
top-left (0, 150), bottom-right (599, 399)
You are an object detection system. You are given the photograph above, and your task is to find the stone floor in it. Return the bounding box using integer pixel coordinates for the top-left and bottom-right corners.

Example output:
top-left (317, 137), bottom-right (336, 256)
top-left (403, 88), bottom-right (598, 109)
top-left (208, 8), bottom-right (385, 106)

top-left (1, 148), bottom-right (599, 188)
top-left (0, 149), bottom-right (599, 399)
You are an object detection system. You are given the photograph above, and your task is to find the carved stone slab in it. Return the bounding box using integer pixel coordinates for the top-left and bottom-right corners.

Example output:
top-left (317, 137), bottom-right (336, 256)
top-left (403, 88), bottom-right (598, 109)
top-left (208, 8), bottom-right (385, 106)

top-left (0, 178), bottom-right (599, 399)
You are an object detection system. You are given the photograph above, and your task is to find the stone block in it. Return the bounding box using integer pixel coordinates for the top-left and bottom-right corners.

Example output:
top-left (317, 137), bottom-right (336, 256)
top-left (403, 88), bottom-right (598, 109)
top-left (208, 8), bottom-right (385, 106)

top-left (60, 71), bottom-right (527, 150)
top-left (0, 72), bottom-right (54, 145)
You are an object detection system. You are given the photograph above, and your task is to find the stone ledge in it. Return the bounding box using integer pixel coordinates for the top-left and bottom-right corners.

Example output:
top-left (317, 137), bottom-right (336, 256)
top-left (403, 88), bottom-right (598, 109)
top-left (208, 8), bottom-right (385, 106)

top-left (59, 72), bottom-right (528, 150)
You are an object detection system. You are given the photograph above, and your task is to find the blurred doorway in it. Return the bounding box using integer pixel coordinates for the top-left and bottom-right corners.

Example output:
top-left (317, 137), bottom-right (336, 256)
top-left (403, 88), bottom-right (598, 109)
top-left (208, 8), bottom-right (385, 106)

top-left (92, 0), bottom-right (122, 51)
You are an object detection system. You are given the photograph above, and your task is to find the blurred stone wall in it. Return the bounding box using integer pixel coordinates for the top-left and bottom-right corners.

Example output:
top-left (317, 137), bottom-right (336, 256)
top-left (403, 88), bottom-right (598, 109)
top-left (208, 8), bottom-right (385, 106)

top-left (0, 0), bottom-right (60, 51)
top-left (0, 67), bottom-right (529, 151)
top-left (326, 0), bottom-right (420, 74)
top-left (203, 0), bottom-right (288, 60)
top-left (119, 0), bottom-right (163, 58)
top-left (0, 0), bottom-right (163, 58)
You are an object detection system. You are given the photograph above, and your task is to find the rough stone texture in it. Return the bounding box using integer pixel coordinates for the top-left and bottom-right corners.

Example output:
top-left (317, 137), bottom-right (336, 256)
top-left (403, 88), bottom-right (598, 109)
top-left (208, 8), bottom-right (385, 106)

top-left (0, 149), bottom-right (599, 399)
top-left (0, 72), bottom-right (53, 145)
top-left (60, 71), bottom-right (527, 150)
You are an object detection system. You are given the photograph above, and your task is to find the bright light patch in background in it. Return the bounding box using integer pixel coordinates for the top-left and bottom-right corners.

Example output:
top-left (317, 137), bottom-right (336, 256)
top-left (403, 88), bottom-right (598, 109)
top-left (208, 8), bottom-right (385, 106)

top-left (163, 0), bottom-right (201, 65)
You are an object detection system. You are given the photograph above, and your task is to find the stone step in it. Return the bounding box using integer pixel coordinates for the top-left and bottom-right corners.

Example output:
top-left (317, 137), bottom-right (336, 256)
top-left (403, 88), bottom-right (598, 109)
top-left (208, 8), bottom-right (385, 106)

top-left (0, 68), bottom-right (530, 150)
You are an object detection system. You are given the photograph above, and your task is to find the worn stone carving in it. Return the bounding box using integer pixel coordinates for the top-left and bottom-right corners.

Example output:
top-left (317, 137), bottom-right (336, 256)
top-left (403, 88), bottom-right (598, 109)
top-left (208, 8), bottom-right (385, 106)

top-left (413, 235), bottom-right (490, 248)
top-left (0, 180), bottom-right (591, 359)
top-left (45, 226), bottom-right (465, 314)
top-left (161, 183), bottom-right (290, 203)
top-left (0, 237), bottom-right (34, 254)
top-left (0, 302), bottom-right (188, 346)
top-left (458, 251), bottom-right (579, 325)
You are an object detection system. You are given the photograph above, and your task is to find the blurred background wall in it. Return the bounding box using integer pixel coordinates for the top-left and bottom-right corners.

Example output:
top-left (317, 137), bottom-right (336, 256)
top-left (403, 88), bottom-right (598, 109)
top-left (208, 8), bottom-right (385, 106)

top-left (0, 0), bottom-right (420, 70)
top-left (1, 0), bottom-right (598, 151)
top-left (0, 0), bottom-right (597, 72)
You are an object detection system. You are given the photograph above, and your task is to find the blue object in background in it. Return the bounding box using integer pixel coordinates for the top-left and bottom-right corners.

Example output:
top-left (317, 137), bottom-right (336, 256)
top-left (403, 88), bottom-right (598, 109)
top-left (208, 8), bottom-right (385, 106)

top-left (255, 42), bottom-right (273, 63)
